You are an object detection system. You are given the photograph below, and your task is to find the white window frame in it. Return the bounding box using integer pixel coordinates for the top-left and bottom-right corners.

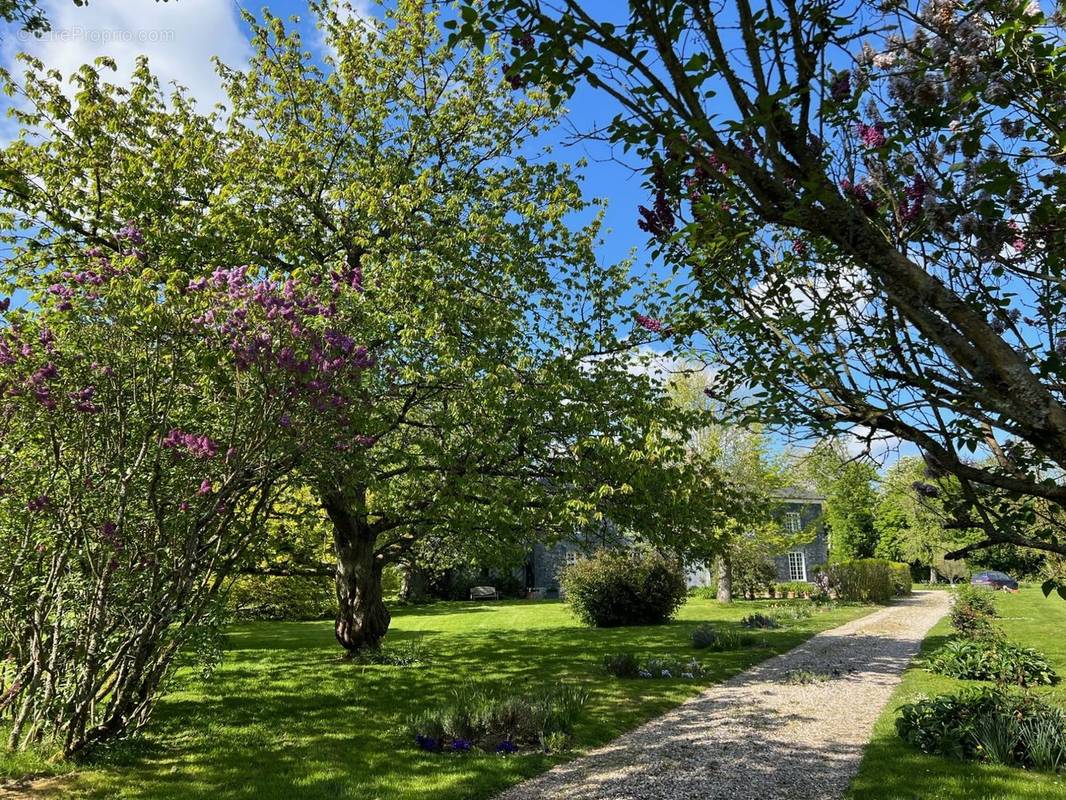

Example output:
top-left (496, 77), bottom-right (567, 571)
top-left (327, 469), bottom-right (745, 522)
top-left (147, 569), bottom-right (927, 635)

top-left (787, 551), bottom-right (807, 582)
top-left (564, 550), bottom-right (579, 567)
top-left (783, 511), bottom-right (803, 534)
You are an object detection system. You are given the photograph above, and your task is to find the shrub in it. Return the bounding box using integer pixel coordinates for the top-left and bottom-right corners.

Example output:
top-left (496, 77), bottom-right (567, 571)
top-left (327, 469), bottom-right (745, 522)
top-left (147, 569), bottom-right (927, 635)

top-left (928, 638), bottom-right (1058, 687)
top-left (691, 623), bottom-right (754, 651)
top-left (688, 586), bottom-right (716, 601)
top-left (951, 584), bottom-right (999, 639)
top-left (561, 549), bottom-right (687, 627)
top-left (601, 652), bottom-right (640, 678)
top-left (888, 561), bottom-right (913, 595)
top-left (741, 612), bottom-right (779, 629)
top-left (775, 581), bottom-right (815, 598)
top-left (897, 687), bottom-right (1066, 770)
top-left (825, 558), bottom-right (906, 602)
top-left (226, 574), bottom-right (335, 621)
top-left (406, 683), bottom-right (589, 755)
top-left (603, 653), bottom-right (706, 679)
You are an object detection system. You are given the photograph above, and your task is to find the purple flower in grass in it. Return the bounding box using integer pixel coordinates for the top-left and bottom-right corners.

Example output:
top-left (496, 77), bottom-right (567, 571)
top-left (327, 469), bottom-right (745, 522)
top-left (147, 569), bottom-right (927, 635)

top-left (450, 738), bottom-right (472, 753)
top-left (415, 734), bottom-right (440, 752)
top-left (495, 741), bottom-right (518, 755)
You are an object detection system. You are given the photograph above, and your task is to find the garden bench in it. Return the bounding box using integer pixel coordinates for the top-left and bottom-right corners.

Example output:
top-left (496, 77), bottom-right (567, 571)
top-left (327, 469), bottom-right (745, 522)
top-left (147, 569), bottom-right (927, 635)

top-left (469, 585), bottom-right (499, 601)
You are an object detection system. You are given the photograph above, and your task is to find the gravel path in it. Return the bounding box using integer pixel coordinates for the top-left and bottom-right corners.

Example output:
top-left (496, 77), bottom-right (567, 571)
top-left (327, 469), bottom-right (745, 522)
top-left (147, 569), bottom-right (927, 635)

top-left (498, 590), bottom-right (950, 800)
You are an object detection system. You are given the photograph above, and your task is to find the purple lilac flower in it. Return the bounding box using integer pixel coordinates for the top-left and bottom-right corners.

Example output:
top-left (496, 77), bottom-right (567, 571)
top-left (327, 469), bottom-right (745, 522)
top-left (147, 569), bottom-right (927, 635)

top-left (635, 314), bottom-right (666, 333)
top-left (840, 179), bottom-right (879, 215)
top-left (912, 481), bottom-right (940, 498)
top-left (901, 174), bottom-right (927, 224)
top-left (197, 479), bottom-right (213, 496)
top-left (27, 495), bottom-right (50, 513)
top-left (116, 221), bottom-right (144, 246)
top-left (856, 121), bottom-right (887, 149)
top-left (70, 386), bottom-right (99, 413)
top-left (354, 434), bottom-right (378, 448)
top-left (830, 70), bottom-right (851, 102)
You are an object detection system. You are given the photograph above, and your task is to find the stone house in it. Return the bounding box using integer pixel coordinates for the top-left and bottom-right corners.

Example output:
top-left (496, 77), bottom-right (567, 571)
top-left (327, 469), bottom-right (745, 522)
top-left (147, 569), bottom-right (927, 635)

top-left (518, 489), bottom-right (828, 595)
top-left (685, 488), bottom-right (828, 587)
top-left (770, 488), bottom-right (828, 583)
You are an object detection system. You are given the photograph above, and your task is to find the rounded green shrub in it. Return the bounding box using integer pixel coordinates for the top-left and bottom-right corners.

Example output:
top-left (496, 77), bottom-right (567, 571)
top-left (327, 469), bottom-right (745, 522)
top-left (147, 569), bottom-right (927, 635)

top-left (897, 687), bottom-right (1066, 770)
top-left (928, 637), bottom-right (1058, 687)
top-left (561, 549), bottom-right (686, 627)
top-left (225, 574), bottom-right (334, 621)
top-left (950, 584), bottom-right (999, 638)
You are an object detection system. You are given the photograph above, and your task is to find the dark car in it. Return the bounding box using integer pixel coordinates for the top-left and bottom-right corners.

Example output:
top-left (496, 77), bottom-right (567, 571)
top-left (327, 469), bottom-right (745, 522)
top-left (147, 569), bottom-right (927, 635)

top-left (971, 570), bottom-right (1019, 591)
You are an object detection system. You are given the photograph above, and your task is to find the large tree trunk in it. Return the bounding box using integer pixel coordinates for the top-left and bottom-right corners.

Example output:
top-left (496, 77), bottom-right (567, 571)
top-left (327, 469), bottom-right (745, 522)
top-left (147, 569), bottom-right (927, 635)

top-left (716, 554), bottom-right (733, 603)
top-left (322, 493), bottom-right (391, 653)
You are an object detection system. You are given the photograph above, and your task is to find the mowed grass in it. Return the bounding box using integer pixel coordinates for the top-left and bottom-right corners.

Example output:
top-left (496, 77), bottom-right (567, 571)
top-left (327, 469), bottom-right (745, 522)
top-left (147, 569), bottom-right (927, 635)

top-left (848, 586), bottom-right (1066, 800)
top-left (3, 597), bottom-right (872, 799)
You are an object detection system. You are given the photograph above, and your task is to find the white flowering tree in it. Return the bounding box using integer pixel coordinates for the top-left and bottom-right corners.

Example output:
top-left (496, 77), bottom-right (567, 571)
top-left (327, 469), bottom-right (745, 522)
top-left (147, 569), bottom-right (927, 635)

top-left (462, 0), bottom-right (1066, 595)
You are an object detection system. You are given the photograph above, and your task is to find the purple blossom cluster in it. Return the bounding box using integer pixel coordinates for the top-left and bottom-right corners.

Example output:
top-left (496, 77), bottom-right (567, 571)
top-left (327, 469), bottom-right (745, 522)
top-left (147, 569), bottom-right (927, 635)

top-left (27, 495), bottom-right (50, 513)
top-left (638, 164), bottom-right (676, 242)
top-left (68, 385), bottom-right (99, 413)
top-left (901, 174), bottom-right (927, 224)
top-left (162, 429), bottom-right (219, 459)
top-left (636, 314), bottom-right (666, 334)
top-left (856, 121), bottom-right (887, 149)
top-left (830, 70), bottom-right (851, 102)
top-left (840, 179), bottom-right (879, 216)
top-left (27, 362), bottom-right (59, 409)
top-left (415, 734), bottom-right (440, 752)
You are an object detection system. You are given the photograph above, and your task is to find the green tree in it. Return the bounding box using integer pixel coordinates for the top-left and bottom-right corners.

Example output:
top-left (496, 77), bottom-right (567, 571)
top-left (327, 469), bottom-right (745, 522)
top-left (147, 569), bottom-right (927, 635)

top-left (803, 441), bottom-right (878, 561)
top-left (668, 373), bottom-right (788, 601)
top-left (873, 457), bottom-right (955, 580)
top-left (459, 0), bottom-right (1066, 586)
top-left (0, 1), bottom-right (728, 654)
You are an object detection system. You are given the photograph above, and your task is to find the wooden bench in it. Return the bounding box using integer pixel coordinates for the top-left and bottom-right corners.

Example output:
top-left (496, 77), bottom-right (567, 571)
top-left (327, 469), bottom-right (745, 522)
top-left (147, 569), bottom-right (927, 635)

top-left (469, 585), bottom-right (499, 601)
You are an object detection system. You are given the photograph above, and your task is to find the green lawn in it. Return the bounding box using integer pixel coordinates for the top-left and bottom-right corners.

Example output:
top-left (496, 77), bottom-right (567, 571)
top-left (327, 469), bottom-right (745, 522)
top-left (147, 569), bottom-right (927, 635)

top-left (848, 586), bottom-right (1066, 800)
top-left (3, 597), bottom-right (872, 799)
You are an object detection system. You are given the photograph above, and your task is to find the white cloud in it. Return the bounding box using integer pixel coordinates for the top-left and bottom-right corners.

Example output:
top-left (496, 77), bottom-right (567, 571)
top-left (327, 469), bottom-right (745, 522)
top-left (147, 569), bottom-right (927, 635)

top-left (2, 0), bottom-right (250, 112)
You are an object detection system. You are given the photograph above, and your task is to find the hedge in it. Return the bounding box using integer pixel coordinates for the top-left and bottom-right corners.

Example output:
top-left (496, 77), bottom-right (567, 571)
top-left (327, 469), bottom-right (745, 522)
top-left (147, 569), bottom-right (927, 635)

top-left (824, 558), bottom-right (912, 603)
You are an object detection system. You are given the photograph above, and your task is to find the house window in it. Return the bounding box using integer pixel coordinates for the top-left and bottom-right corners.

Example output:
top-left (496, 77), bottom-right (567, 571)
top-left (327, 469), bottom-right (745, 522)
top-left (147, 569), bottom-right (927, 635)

top-left (788, 551), bottom-right (807, 582)
top-left (783, 511), bottom-right (803, 534)
top-left (564, 550), bottom-right (579, 567)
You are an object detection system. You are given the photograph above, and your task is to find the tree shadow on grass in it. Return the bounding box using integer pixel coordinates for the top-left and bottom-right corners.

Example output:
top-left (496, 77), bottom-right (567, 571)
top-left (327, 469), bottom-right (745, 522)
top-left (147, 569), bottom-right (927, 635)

top-left (61, 605), bottom-right (894, 800)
